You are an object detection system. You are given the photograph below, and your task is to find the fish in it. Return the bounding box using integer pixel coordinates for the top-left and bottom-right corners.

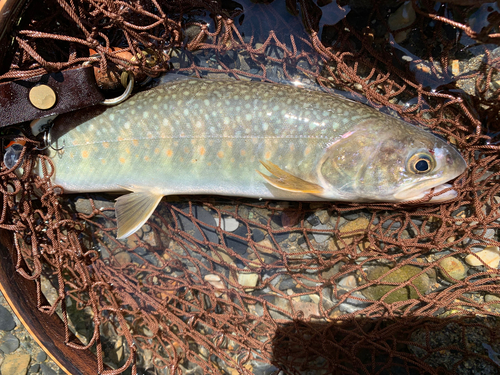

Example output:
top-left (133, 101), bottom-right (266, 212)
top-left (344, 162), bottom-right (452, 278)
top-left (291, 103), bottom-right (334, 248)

top-left (40, 75), bottom-right (467, 239)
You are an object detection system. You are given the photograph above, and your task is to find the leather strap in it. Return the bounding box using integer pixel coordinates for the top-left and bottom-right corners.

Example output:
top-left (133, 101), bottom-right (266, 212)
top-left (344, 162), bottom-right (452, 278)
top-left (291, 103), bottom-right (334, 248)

top-left (0, 66), bottom-right (104, 127)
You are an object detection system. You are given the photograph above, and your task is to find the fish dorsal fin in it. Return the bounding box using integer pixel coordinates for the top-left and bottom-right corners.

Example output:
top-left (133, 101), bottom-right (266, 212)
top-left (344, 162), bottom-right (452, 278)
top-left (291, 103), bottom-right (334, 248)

top-left (115, 189), bottom-right (164, 239)
top-left (257, 160), bottom-right (324, 194)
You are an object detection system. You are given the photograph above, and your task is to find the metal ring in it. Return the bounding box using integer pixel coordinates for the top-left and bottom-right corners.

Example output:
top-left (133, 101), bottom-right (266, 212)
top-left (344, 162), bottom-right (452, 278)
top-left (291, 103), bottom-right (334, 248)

top-left (101, 72), bottom-right (135, 106)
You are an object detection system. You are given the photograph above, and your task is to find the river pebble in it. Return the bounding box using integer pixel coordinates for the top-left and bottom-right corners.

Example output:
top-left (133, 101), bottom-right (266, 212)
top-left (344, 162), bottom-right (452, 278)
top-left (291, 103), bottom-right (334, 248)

top-left (388, 1), bottom-right (415, 31)
top-left (0, 333), bottom-right (20, 354)
top-left (214, 216), bottom-right (239, 232)
top-left (362, 265), bottom-right (430, 304)
top-left (338, 275), bottom-right (357, 291)
top-left (238, 272), bottom-right (259, 290)
top-left (1, 353), bottom-right (31, 375)
top-left (438, 256), bottom-right (468, 282)
top-left (36, 351), bottom-right (47, 362)
top-left (312, 224), bottom-right (332, 243)
top-left (0, 306), bottom-right (16, 331)
top-left (178, 206), bottom-right (219, 244)
top-left (339, 217), bottom-right (370, 236)
top-left (465, 246), bottom-right (500, 268)
top-left (40, 363), bottom-right (58, 375)
top-left (485, 295), bottom-right (500, 308)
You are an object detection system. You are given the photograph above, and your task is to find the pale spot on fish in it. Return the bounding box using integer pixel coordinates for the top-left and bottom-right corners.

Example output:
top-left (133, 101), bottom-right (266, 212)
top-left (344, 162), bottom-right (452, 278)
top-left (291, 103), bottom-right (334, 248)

top-left (183, 109), bottom-right (189, 116)
top-left (304, 146), bottom-right (311, 156)
top-left (199, 146), bottom-right (206, 155)
top-left (240, 149), bottom-right (246, 156)
top-left (154, 148), bottom-right (160, 154)
top-left (226, 141), bottom-right (233, 148)
top-left (265, 151), bottom-right (271, 160)
top-left (167, 149), bottom-right (173, 157)
top-left (102, 142), bottom-right (110, 148)
top-left (119, 157), bottom-right (126, 164)
top-left (124, 122), bottom-right (131, 130)
top-left (82, 150), bottom-right (89, 158)
top-left (223, 117), bottom-right (230, 125)
top-left (118, 136), bottom-right (124, 141)
top-left (144, 156), bottom-right (150, 161)
top-left (204, 99), bottom-right (210, 106)
top-left (184, 147), bottom-right (189, 154)
top-left (217, 151), bottom-right (224, 158)
top-left (101, 159), bottom-right (106, 164)
top-left (262, 123), bottom-right (268, 131)
top-left (133, 139), bottom-right (139, 146)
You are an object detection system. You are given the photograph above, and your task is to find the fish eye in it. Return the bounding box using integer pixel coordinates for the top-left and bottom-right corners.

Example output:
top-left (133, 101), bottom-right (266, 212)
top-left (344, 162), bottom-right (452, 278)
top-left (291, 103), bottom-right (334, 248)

top-left (407, 152), bottom-right (435, 174)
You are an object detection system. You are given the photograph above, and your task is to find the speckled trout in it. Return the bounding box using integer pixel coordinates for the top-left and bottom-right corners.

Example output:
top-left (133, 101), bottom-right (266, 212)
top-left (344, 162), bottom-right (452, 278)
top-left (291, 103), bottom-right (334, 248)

top-left (42, 75), bottom-right (466, 239)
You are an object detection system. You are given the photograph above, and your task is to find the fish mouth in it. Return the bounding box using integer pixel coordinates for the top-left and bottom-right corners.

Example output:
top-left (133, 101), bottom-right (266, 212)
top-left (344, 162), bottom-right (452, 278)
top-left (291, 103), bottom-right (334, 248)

top-left (394, 178), bottom-right (459, 202)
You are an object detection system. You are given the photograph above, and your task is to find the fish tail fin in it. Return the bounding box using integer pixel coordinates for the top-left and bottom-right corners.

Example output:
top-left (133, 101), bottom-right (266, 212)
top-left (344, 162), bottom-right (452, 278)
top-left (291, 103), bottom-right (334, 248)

top-left (115, 189), bottom-right (164, 239)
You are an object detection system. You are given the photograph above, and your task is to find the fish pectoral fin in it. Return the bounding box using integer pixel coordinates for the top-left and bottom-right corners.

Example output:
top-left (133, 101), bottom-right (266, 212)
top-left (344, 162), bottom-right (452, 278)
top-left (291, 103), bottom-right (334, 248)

top-left (257, 160), bottom-right (324, 194)
top-left (115, 190), bottom-right (164, 239)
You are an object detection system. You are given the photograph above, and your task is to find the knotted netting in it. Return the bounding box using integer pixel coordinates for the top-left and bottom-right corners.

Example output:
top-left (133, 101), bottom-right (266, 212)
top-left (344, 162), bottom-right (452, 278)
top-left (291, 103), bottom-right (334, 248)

top-left (0, 0), bottom-right (500, 374)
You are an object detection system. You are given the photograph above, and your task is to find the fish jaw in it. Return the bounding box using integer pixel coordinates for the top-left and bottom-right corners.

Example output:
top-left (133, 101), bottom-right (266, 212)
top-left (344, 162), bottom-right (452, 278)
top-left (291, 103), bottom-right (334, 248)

top-left (394, 183), bottom-right (459, 202)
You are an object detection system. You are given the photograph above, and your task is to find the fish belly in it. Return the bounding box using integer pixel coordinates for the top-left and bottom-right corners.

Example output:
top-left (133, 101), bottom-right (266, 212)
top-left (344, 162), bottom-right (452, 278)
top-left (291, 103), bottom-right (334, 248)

top-left (47, 78), bottom-right (374, 200)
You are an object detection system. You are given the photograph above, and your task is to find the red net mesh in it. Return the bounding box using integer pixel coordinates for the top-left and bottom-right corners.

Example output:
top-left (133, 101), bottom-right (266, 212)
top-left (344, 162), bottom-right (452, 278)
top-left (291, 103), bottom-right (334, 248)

top-left (1, 0), bottom-right (500, 374)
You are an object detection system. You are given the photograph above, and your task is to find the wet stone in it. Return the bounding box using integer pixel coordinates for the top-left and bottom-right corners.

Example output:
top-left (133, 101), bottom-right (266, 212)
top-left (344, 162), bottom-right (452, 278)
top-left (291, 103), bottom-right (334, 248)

top-left (238, 272), bottom-right (259, 290)
top-left (306, 214), bottom-right (321, 226)
top-left (278, 276), bottom-right (297, 291)
top-left (72, 195), bottom-right (115, 218)
top-left (28, 364), bottom-right (40, 374)
top-left (485, 295), bottom-right (500, 308)
top-left (0, 305), bottom-right (16, 331)
top-left (251, 227), bottom-right (266, 242)
top-left (338, 275), bottom-right (357, 291)
top-left (465, 246), bottom-right (500, 268)
top-left (40, 363), bottom-right (57, 375)
top-left (0, 333), bottom-right (19, 354)
top-left (381, 219), bottom-right (402, 230)
top-left (272, 231), bottom-right (290, 243)
top-left (178, 206), bottom-right (219, 244)
top-left (342, 210), bottom-right (363, 221)
top-left (1, 353), bottom-right (31, 375)
top-left (224, 225), bottom-right (250, 255)
top-left (36, 351), bottom-right (47, 362)
top-left (215, 216), bottom-right (239, 232)
top-left (362, 265), bottom-right (431, 304)
top-left (114, 251), bottom-right (131, 266)
top-left (312, 224), bottom-right (332, 243)
top-left (439, 256), bottom-right (468, 282)
top-left (340, 217), bottom-right (370, 235)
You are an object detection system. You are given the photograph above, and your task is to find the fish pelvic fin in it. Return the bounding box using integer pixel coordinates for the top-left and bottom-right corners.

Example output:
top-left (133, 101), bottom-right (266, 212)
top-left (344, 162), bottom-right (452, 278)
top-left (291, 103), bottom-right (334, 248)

top-left (257, 160), bottom-right (324, 194)
top-left (115, 189), bottom-right (164, 239)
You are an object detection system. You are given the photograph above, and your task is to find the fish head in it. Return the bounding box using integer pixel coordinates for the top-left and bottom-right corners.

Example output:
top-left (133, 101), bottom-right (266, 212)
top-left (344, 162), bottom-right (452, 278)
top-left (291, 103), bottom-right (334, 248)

top-left (318, 116), bottom-right (467, 202)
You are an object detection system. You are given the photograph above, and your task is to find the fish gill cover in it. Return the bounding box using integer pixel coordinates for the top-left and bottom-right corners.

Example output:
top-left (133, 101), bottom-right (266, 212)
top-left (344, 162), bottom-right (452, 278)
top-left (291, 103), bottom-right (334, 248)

top-left (0, 0), bottom-right (499, 374)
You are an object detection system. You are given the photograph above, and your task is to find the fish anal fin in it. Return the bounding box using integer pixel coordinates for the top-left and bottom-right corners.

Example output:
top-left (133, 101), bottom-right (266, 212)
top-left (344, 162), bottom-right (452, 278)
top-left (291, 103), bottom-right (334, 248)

top-left (115, 190), bottom-right (164, 239)
top-left (257, 160), bottom-right (324, 194)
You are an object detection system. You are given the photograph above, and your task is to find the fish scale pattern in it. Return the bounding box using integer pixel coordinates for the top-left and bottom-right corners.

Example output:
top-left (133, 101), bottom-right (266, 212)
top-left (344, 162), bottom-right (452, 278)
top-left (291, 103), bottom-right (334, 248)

top-left (0, 0), bottom-right (499, 374)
